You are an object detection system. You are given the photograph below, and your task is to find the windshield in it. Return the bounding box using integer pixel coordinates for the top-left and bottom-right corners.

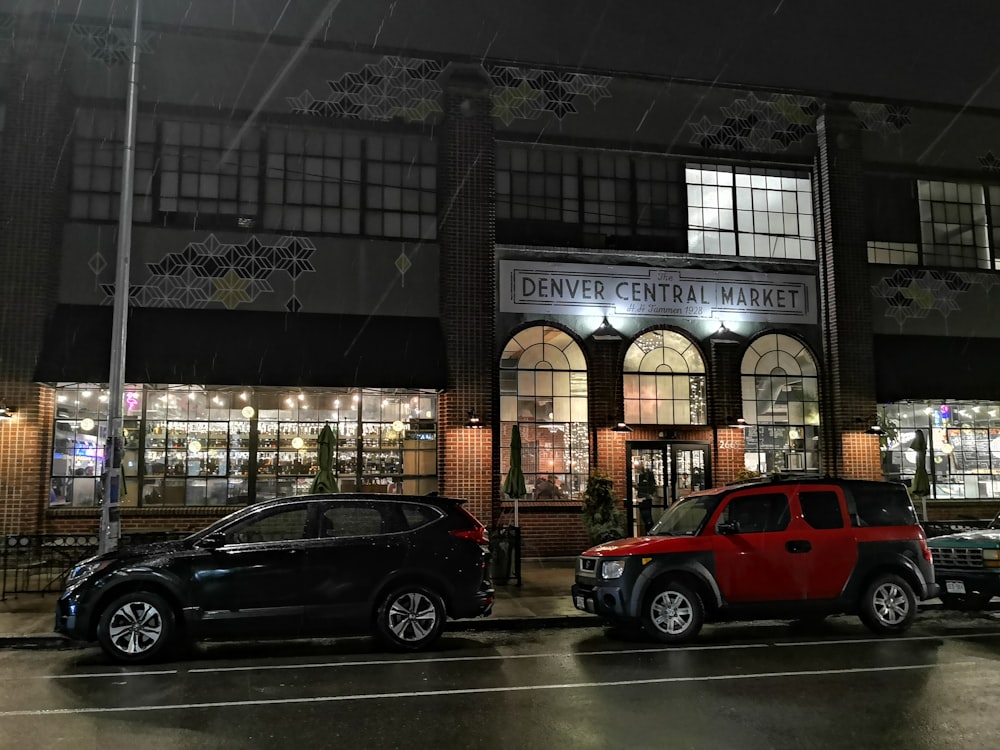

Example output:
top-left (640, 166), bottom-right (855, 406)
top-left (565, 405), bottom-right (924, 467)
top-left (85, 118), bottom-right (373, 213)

top-left (650, 493), bottom-right (724, 536)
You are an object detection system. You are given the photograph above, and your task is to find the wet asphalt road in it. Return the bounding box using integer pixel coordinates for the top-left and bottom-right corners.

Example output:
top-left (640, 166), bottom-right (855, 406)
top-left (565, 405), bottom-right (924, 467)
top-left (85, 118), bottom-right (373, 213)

top-left (2, 611), bottom-right (1000, 750)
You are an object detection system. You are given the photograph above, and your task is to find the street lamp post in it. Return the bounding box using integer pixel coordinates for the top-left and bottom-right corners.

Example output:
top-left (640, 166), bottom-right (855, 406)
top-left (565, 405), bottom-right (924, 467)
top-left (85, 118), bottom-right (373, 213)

top-left (99, 0), bottom-right (142, 554)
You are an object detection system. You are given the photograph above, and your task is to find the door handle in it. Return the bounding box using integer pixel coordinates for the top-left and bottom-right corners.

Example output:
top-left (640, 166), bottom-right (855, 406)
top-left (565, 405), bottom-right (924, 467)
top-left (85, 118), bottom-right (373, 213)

top-left (786, 540), bottom-right (812, 553)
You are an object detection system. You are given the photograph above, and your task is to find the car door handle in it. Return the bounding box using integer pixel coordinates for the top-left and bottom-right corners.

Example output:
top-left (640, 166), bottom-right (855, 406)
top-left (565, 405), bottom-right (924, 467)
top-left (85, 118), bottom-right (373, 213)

top-left (786, 540), bottom-right (812, 553)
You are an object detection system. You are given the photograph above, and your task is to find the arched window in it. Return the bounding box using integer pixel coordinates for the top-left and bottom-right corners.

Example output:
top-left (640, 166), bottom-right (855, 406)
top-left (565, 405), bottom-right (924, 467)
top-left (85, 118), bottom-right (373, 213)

top-left (623, 330), bottom-right (707, 424)
top-left (499, 325), bottom-right (589, 500)
top-left (741, 333), bottom-right (820, 474)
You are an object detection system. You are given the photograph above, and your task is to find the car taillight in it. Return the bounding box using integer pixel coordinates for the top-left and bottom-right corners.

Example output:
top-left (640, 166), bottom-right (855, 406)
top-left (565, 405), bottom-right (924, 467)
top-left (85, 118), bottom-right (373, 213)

top-left (920, 537), bottom-right (932, 563)
top-left (450, 526), bottom-right (488, 545)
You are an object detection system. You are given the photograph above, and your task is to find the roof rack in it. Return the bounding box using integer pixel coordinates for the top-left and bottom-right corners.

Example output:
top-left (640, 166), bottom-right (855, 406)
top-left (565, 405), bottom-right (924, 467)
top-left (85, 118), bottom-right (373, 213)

top-left (726, 471), bottom-right (829, 486)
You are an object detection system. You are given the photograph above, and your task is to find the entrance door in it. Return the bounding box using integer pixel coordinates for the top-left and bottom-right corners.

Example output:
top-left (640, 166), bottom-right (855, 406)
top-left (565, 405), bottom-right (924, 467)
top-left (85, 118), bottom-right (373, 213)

top-left (626, 442), bottom-right (710, 536)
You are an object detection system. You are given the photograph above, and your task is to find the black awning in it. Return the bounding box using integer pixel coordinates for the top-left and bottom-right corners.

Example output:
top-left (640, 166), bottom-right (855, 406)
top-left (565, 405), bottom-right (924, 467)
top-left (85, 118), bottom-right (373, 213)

top-left (34, 305), bottom-right (448, 389)
top-left (874, 334), bottom-right (1000, 402)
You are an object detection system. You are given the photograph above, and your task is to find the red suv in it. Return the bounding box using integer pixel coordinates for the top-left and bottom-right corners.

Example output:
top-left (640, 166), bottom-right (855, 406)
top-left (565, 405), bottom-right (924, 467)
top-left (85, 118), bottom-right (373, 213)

top-left (571, 476), bottom-right (937, 643)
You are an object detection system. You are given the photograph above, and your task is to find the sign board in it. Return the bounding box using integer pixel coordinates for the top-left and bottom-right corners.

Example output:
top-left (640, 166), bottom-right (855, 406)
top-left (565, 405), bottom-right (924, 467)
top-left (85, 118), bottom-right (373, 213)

top-left (499, 260), bottom-right (817, 324)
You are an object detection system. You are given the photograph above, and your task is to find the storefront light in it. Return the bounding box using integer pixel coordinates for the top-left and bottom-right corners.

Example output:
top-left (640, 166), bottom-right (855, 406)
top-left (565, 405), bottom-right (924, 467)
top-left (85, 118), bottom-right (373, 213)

top-left (80, 418), bottom-right (95, 431)
top-left (241, 406), bottom-right (255, 418)
top-left (291, 436), bottom-right (304, 449)
top-left (188, 440), bottom-right (202, 453)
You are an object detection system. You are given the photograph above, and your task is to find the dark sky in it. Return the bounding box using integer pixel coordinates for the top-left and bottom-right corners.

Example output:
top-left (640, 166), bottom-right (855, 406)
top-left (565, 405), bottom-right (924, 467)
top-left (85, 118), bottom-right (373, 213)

top-left (9, 0), bottom-right (1000, 110)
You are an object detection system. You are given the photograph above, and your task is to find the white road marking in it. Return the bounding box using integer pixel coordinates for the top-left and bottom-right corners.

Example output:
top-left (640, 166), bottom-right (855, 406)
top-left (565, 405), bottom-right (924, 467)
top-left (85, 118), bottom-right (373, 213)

top-left (186, 630), bottom-right (1000, 673)
top-left (0, 661), bottom-right (979, 717)
top-left (187, 642), bottom-right (771, 673)
top-left (44, 670), bottom-right (178, 680)
top-left (14, 630), bottom-right (1000, 681)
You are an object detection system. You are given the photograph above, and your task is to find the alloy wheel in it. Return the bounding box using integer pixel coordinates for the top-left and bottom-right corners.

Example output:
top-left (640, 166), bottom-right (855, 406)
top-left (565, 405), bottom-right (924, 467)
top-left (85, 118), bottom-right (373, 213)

top-left (649, 590), bottom-right (694, 635)
top-left (871, 581), bottom-right (910, 626)
top-left (107, 600), bottom-right (164, 655)
top-left (386, 591), bottom-right (440, 643)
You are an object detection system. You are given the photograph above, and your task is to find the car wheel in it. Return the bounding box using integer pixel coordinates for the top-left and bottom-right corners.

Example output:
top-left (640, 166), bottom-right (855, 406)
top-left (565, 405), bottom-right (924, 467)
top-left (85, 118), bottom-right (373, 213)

top-left (859, 574), bottom-right (916, 635)
top-left (96, 591), bottom-right (176, 663)
top-left (641, 580), bottom-right (704, 644)
top-left (376, 585), bottom-right (445, 651)
top-left (940, 591), bottom-right (994, 611)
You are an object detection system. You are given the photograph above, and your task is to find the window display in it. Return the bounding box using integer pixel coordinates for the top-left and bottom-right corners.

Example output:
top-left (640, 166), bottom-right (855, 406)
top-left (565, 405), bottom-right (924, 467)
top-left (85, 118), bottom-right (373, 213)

top-left (50, 385), bottom-right (438, 508)
top-left (881, 401), bottom-right (1000, 502)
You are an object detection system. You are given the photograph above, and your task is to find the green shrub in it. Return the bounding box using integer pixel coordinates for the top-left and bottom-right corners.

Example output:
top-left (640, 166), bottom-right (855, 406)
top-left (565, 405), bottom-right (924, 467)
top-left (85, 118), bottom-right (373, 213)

top-left (581, 470), bottom-right (626, 544)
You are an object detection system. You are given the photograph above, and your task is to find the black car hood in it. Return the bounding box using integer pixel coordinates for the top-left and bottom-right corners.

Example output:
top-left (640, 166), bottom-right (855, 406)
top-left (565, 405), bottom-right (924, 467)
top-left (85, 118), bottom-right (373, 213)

top-left (90, 538), bottom-right (193, 566)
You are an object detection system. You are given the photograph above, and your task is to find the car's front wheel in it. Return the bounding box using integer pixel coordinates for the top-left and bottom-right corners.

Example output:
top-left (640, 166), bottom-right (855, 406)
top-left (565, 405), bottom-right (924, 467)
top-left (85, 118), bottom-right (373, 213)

top-left (859, 574), bottom-right (916, 635)
top-left (641, 580), bottom-right (704, 644)
top-left (96, 590), bottom-right (176, 663)
top-left (376, 585), bottom-right (445, 651)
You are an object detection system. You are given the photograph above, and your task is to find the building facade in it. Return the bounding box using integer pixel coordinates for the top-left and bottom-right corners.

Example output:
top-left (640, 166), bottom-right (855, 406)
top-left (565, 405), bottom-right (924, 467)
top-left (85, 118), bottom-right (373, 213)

top-left (3, 2), bottom-right (1000, 558)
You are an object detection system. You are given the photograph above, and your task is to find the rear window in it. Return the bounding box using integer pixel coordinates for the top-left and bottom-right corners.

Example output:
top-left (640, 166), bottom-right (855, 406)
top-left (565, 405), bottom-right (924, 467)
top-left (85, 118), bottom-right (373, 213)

top-left (850, 484), bottom-right (917, 527)
top-left (800, 490), bottom-right (844, 530)
top-left (400, 502), bottom-right (442, 530)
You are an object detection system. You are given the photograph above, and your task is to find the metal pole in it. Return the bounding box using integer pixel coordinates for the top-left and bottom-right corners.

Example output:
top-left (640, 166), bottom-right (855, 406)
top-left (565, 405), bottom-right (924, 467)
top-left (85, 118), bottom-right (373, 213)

top-left (100, 0), bottom-right (142, 554)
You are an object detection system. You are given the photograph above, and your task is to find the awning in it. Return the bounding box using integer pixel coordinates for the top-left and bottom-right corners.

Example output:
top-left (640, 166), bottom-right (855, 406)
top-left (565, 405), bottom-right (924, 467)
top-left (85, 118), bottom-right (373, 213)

top-left (874, 334), bottom-right (1000, 402)
top-left (34, 305), bottom-right (448, 389)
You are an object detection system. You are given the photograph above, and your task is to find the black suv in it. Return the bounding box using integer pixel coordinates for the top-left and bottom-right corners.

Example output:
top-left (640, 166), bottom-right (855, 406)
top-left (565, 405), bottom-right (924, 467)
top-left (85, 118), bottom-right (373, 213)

top-left (56, 493), bottom-right (494, 663)
top-left (572, 476), bottom-right (938, 643)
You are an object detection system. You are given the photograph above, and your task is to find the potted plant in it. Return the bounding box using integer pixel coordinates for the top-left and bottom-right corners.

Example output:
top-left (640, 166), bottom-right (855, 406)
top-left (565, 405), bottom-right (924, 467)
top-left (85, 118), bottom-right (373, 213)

top-left (581, 470), bottom-right (626, 544)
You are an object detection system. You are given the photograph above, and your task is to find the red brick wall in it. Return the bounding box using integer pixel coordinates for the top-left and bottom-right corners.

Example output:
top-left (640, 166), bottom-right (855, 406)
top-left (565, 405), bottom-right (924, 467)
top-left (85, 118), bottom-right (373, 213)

top-left (0, 35), bottom-right (71, 537)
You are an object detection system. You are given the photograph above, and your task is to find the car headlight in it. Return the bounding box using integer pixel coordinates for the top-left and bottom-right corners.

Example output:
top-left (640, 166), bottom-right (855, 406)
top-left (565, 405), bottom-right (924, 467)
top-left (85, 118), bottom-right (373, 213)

top-left (983, 549), bottom-right (1000, 561)
top-left (65, 559), bottom-right (111, 588)
top-left (601, 560), bottom-right (626, 579)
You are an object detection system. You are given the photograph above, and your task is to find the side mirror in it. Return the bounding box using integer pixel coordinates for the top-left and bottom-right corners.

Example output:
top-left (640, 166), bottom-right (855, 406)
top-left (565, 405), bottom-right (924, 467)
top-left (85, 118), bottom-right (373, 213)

top-left (716, 520), bottom-right (740, 535)
top-left (197, 531), bottom-right (226, 549)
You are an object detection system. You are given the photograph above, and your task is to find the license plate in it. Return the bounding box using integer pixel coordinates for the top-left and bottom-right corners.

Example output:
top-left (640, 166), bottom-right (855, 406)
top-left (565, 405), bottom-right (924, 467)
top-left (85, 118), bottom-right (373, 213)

top-left (945, 580), bottom-right (967, 594)
top-left (574, 595), bottom-right (585, 610)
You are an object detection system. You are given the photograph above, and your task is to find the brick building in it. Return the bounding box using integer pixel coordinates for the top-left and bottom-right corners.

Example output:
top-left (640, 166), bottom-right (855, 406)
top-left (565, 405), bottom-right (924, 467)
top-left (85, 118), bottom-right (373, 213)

top-left (3, 1), bottom-right (1000, 558)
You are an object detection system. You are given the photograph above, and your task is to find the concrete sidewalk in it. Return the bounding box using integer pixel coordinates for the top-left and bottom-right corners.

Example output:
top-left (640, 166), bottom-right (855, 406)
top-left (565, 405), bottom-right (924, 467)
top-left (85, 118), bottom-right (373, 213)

top-left (0, 556), bottom-right (596, 649)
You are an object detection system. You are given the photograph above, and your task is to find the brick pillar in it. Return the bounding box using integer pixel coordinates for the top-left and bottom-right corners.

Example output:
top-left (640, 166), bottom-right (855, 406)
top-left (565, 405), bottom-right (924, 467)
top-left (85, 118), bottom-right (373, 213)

top-left (437, 64), bottom-right (496, 521)
top-left (0, 27), bottom-right (72, 537)
top-left (587, 336), bottom-right (627, 483)
top-left (708, 328), bottom-right (748, 485)
top-left (814, 104), bottom-right (881, 479)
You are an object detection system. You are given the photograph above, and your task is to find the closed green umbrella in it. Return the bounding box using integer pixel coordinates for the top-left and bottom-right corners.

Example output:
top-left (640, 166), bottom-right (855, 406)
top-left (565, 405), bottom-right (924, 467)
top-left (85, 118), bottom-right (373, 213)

top-left (910, 428), bottom-right (930, 521)
top-left (310, 423), bottom-right (339, 494)
top-left (501, 424), bottom-right (527, 526)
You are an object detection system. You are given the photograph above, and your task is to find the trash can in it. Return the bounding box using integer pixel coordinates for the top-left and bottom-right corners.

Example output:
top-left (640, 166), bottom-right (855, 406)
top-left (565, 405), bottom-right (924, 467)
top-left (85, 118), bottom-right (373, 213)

top-left (489, 525), bottom-right (521, 586)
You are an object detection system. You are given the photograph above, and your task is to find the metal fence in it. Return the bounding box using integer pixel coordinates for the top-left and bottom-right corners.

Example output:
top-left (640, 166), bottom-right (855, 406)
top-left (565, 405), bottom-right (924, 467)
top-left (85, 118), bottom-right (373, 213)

top-left (1, 533), bottom-right (186, 600)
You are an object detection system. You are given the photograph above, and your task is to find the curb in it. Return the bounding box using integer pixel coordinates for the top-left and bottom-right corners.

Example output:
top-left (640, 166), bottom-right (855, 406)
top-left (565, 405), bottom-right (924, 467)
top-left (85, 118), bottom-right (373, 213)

top-left (0, 616), bottom-right (604, 651)
top-left (0, 635), bottom-right (81, 650)
top-left (447, 615), bottom-right (603, 632)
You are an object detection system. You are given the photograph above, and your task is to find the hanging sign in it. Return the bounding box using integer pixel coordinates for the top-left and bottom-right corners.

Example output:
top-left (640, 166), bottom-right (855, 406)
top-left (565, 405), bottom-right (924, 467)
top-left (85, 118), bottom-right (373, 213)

top-left (499, 260), bottom-right (817, 324)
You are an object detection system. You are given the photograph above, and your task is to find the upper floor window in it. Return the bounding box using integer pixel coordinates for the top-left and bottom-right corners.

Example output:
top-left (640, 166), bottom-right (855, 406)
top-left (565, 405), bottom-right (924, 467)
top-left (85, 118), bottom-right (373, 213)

top-left (264, 128), bottom-right (362, 235)
top-left (919, 180), bottom-right (992, 269)
top-left (867, 178), bottom-right (1000, 270)
top-left (623, 329), bottom-right (706, 425)
top-left (159, 120), bottom-right (260, 220)
top-left (69, 110), bottom-right (156, 222)
top-left (499, 325), bottom-right (589, 500)
top-left (68, 110), bottom-right (436, 241)
top-left (686, 163), bottom-right (815, 260)
top-left (496, 143), bottom-right (682, 249)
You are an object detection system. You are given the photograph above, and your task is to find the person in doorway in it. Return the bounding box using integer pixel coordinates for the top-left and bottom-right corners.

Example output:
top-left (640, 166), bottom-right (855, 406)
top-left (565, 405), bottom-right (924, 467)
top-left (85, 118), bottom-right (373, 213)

top-left (636, 464), bottom-right (656, 532)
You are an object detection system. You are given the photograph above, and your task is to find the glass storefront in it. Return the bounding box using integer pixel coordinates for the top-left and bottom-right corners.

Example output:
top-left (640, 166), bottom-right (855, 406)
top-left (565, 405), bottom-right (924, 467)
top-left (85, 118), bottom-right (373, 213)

top-left (881, 401), bottom-right (1000, 501)
top-left (50, 384), bottom-right (438, 508)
